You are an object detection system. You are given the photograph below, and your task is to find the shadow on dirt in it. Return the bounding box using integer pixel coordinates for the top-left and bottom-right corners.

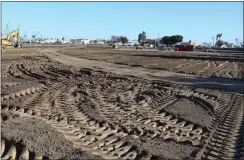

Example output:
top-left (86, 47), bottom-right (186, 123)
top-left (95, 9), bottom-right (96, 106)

top-left (133, 54), bottom-right (244, 63)
top-left (147, 74), bottom-right (244, 94)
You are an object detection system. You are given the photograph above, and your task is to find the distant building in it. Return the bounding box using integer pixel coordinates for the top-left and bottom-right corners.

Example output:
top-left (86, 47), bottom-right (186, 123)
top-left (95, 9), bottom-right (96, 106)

top-left (70, 38), bottom-right (89, 44)
top-left (177, 41), bottom-right (193, 45)
top-left (226, 43), bottom-right (234, 48)
top-left (114, 42), bottom-right (122, 46)
top-left (220, 44), bottom-right (227, 48)
top-left (81, 39), bottom-right (89, 44)
top-left (125, 42), bottom-right (133, 46)
top-left (191, 42), bottom-right (203, 46)
top-left (97, 41), bottom-right (104, 45)
top-left (131, 40), bottom-right (139, 45)
top-left (70, 39), bottom-right (77, 43)
top-left (88, 40), bottom-right (105, 45)
top-left (158, 44), bottom-right (167, 50)
top-left (40, 38), bottom-right (56, 44)
top-left (180, 42), bottom-right (189, 45)
top-left (201, 42), bottom-right (211, 47)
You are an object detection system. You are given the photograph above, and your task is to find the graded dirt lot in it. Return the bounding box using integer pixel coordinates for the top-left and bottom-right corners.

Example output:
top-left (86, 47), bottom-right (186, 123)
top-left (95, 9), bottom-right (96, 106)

top-left (58, 47), bottom-right (244, 80)
top-left (1, 47), bottom-right (244, 160)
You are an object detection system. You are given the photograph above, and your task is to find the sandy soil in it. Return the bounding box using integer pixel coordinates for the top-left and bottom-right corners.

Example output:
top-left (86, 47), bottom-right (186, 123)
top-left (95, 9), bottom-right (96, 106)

top-left (58, 47), bottom-right (244, 80)
top-left (1, 47), bottom-right (244, 160)
top-left (47, 48), bottom-right (244, 94)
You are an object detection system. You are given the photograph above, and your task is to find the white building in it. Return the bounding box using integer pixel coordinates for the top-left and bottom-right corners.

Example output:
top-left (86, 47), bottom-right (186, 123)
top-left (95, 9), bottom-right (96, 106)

top-left (220, 44), bottom-right (227, 48)
top-left (114, 42), bottom-right (122, 46)
top-left (40, 38), bottom-right (56, 44)
top-left (81, 39), bottom-right (89, 44)
top-left (97, 41), bottom-right (104, 45)
top-left (61, 40), bottom-right (69, 44)
top-left (69, 39), bottom-right (89, 44)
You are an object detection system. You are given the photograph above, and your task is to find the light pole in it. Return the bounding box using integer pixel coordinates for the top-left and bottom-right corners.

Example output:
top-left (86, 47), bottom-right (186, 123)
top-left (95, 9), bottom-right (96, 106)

top-left (235, 38), bottom-right (240, 47)
top-left (212, 37), bottom-right (214, 47)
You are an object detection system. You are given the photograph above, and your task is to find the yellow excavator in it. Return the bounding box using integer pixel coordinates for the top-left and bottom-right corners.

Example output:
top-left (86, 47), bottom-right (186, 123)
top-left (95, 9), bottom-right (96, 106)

top-left (1, 29), bottom-right (22, 52)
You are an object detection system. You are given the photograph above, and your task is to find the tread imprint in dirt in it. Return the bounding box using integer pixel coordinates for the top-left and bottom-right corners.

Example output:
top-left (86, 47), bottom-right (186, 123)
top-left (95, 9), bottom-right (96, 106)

top-left (196, 95), bottom-right (244, 160)
top-left (58, 50), bottom-right (244, 80)
top-left (1, 53), bottom-right (243, 160)
top-left (1, 138), bottom-right (48, 160)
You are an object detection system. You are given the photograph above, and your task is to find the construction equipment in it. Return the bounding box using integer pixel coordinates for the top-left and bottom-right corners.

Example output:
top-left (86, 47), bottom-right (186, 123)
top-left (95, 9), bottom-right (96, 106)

top-left (1, 29), bottom-right (22, 52)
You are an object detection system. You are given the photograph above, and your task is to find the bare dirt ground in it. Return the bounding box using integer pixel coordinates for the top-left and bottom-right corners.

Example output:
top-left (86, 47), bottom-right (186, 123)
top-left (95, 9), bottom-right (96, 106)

top-left (48, 48), bottom-right (243, 94)
top-left (58, 47), bottom-right (244, 80)
top-left (1, 47), bottom-right (244, 160)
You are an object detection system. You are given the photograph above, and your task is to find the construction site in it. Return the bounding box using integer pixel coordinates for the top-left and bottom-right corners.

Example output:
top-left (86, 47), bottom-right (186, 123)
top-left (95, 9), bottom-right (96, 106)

top-left (1, 10), bottom-right (244, 159)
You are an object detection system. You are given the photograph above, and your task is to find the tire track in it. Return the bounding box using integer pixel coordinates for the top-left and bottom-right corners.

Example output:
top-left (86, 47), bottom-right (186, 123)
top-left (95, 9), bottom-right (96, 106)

top-left (1, 138), bottom-right (48, 160)
top-left (1, 85), bottom-right (45, 101)
top-left (205, 61), bottom-right (231, 77)
top-left (173, 60), bottom-right (208, 73)
top-left (197, 95), bottom-right (244, 159)
top-left (22, 82), bottom-right (64, 112)
top-left (1, 82), bottom-right (24, 89)
top-left (2, 53), bottom-right (243, 159)
top-left (2, 94), bottom-right (147, 160)
top-left (8, 62), bottom-right (24, 78)
top-left (84, 81), bottom-right (210, 146)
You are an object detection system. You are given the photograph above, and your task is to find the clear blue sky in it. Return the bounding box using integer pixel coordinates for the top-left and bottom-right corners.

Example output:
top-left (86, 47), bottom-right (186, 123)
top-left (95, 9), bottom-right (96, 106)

top-left (2, 2), bottom-right (243, 43)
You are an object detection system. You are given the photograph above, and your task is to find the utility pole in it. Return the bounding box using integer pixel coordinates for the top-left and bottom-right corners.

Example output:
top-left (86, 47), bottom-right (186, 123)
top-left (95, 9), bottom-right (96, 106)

top-left (158, 32), bottom-right (159, 43)
top-left (154, 37), bottom-right (156, 48)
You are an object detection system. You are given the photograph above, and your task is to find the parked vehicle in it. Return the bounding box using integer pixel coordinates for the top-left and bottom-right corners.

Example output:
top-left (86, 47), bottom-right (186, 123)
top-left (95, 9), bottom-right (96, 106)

top-left (136, 46), bottom-right (142, 50)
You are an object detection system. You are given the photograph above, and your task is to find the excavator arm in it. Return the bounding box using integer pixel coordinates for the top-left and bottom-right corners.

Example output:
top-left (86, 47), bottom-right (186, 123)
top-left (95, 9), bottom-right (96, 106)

top-left (1, 29), bottom-right (22, 52)
top-left (6, 29), bottom-right (20, 41)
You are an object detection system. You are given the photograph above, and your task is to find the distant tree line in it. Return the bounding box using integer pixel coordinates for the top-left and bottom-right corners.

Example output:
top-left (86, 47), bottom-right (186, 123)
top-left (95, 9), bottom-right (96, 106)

top-left (215, 40), bottom-right (237, 47)
top-left (159, 35), bottom-right (183, 45)
top-left (112, 36), bottom-right (129, 44)
top-left (111, 32), bottom-right (185, 46)
top-left (138, 31), bottom-right (157, 46)
top-left (120, 37), bottom-right (128, 44)
top-left (138, 31), bottom-right (147, 43)
top-left (135, 32), bottom-right (243, 48)
top-left (138, 32), bottom-right (184, 46)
